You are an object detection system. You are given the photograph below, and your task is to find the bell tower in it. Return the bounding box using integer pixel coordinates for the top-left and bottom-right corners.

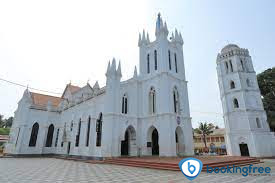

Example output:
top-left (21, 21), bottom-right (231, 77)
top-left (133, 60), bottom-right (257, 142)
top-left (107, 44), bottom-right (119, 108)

top-left (216, 44), bottom-right (274, 157)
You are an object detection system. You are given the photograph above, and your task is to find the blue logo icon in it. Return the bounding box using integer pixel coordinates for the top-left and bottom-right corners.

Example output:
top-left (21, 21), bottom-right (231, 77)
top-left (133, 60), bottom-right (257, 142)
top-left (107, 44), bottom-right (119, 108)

top-left (178, 158), bottom-right (203, 180)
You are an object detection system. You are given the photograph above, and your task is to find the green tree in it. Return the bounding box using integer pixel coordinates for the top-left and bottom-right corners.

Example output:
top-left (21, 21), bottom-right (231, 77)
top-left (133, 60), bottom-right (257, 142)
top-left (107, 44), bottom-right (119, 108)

top-left (0, 115), bottom-right (4, 128)
top-left (0, 114), bottom-right (13, 128)
top-left (194, 122), bottom-right (215, 150)
top-left (257, 67), bottom-right (275, 131)
top-left (4, 117), bottom-right (13, 128)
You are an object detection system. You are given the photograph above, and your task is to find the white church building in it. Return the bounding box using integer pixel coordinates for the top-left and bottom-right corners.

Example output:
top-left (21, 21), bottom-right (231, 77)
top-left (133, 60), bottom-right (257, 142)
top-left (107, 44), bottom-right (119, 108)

top-left (5, 14), bottom-right (194, 158)
top-left (5, 14), bottom-right (275, 158)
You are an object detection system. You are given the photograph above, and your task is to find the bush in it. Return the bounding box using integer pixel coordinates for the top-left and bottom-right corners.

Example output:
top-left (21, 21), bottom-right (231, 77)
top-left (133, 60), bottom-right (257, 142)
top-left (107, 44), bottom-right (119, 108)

top-left (0, 128), bottom-right (10, 135)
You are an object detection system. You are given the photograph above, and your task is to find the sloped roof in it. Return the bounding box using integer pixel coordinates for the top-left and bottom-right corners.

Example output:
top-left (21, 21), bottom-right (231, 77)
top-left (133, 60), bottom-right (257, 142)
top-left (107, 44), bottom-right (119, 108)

top-left (30, 92), bottom-right (61, 108)
top-left (61, 84), bottom-right (81, 98)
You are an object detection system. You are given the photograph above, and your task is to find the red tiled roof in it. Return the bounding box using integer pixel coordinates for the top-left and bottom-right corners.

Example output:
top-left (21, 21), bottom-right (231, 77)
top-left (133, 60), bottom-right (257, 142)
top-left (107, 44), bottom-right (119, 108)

top-left (30, 92), bottom-right (61, 108)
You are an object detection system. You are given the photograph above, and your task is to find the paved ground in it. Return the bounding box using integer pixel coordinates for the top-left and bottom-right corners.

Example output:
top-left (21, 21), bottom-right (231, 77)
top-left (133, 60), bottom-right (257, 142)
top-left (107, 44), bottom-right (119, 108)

top-left (0, 158), bottom-right (274, 183)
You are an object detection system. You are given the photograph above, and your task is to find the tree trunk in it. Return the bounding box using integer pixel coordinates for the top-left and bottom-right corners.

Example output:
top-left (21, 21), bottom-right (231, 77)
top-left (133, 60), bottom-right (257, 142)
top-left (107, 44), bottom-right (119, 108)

top-left (203, 134), bottom-right (207, 149)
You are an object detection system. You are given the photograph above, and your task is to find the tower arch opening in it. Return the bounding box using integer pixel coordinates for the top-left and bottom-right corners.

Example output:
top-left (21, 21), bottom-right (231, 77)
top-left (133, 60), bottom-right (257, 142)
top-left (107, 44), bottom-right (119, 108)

top-left (230, 81), bottom-right (235, 89)
top-left (233, 98), bottom-right (239, 108)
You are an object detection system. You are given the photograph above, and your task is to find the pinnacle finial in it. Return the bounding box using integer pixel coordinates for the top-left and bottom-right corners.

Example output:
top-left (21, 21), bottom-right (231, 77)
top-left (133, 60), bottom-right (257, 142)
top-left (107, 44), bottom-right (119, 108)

top-left (138, 33), bottom-right (141, 46)
top-left (93, 81), bottom-right (100, 90)
top-left (146, 32), bottom-right (150, 43)
top-left (106, 61), bottom-right (111, 74)
top-left (111, 58), bottom-right (116, 71)
top-left (133, 66), bottom-right (137, 78)
top-left (117, 61), bottom-right (122, 77)
top-left (142, 29), bottom-right (146, 41)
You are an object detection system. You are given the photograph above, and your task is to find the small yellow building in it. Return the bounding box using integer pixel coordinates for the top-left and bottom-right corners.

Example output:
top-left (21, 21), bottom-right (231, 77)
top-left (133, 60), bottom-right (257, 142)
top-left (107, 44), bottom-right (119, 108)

top-left (193, 128), bottom-right (226, 155)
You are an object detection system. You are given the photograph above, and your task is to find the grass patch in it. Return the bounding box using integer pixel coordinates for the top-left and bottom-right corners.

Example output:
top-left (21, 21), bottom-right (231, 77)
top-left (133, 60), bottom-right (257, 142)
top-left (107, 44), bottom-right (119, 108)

top-left (0, 128), bottom-right (10, 135)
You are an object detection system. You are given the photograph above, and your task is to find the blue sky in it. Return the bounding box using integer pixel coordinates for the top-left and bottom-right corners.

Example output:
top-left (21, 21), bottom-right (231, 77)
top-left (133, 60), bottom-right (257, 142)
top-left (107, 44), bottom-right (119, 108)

top-left (0, 0), bottom-right (274, 128)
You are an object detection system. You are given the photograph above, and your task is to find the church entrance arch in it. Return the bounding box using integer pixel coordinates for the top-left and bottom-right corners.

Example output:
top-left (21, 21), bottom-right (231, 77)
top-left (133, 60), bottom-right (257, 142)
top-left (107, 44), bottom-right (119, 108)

top-left (239, 143), bottom-right (250, 156)
top-left (147, 126), bottom-right (159, 156)
top-left (121, 125), bottom-right (136, 156)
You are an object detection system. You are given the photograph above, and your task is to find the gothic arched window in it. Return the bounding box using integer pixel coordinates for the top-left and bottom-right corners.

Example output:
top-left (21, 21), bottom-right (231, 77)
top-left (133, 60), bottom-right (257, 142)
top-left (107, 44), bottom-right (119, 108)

top-left (256, 118), bottom-right (261, 128)
top-left (154, 50), bottom-right (157, 70)
top-left (225, 62), bottom-right (229, 73)
top-left (149, 87), bottom-right (156, 114)
top-left (70, 121), bottom-right (73, 131)
top-left (86, 116), bottom-right (91, 147)
top-left (233, 98), bottom-right (239, 108)
top-left (45, 124), bottom-right (54, 147)
top-left (174, 53), bottom-right (178, 73)
top-left (29, 122), bottom-right (39, 147)
top-left (173, 87), bottom-right (180, 114)
top-left (147, 54), bottom-right (150, 73)
top-left (230, 81), bottom-right (235, 89)
top-left (55, 128), bottom-right (59, 147)
top-left (168, 50), bottom-right (171, 70)
top-left (75, 119), bottom-right (81, 147)
top-left (96, 113), bottom-right (103, 147)
top-left (122, 94), bottom-right (128, 114)
top-left (240, 59), bottom-right (245, 71)
top-left (229, 60), bottom-right (233, 72)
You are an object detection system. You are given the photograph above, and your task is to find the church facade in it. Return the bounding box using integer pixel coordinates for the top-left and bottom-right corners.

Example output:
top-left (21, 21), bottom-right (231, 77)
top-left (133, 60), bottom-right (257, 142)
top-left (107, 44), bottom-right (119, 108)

top-left (5, 14), bottom-right (194, 158)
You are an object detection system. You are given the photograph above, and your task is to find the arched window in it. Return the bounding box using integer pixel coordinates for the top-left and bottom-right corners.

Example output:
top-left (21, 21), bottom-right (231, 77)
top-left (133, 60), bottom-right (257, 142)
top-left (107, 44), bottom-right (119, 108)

top-left (240, 59), bottom-right (245, 71)
top-left (154, 50), bottom-right (157, 70)
top-left (168, 50), bottom-right (171, 70)
top-left (45, 124), bottom-right (54, 147)
top-left (174, 53), bottom-right (178, 73)
top-left (96, 113), bottom-right (103, 147)
top-left (246, 79), bottom-right (251, 87)
top-left (29, 122), bottom-right (39, 147)
top-left (230, 81), bottom-right (235, 89)
top-left (225, 62), bottom-right (229, 73)
top-left (233, 98), bottom-right (239, 108)
top-left (256, 118), bottom-right (261, 128)
top-left (147, 54), bottom-right (150, 73)
top-left (229, 60), bottom-right (233, 72)
top-left (75, 119), bottom-right (81, 147)
top-left (86, 116), bottom-right (91, 147)
top-left (55, 128), bottom-right (59, 147)
top-left (70, 121), bottom-right (73, 131)
top-left (173, 87), bottom-right (180, 114)
top-left (122, 94), bottom-right (128, 114)
top-left (149, 87), bottom-right (156, 114)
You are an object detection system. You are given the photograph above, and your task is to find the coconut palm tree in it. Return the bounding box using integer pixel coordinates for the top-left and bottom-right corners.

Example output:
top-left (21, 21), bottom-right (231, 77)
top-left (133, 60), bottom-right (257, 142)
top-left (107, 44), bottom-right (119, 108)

top-left (194, 122), bottom-right (215, 151)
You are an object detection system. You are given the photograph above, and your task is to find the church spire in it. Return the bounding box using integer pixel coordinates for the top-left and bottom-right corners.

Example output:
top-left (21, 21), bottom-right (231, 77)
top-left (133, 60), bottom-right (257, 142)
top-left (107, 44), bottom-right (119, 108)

top-left (155, 13), bottom-right (168, 39)
top-left (155, 13), bottom-right (163, 35)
